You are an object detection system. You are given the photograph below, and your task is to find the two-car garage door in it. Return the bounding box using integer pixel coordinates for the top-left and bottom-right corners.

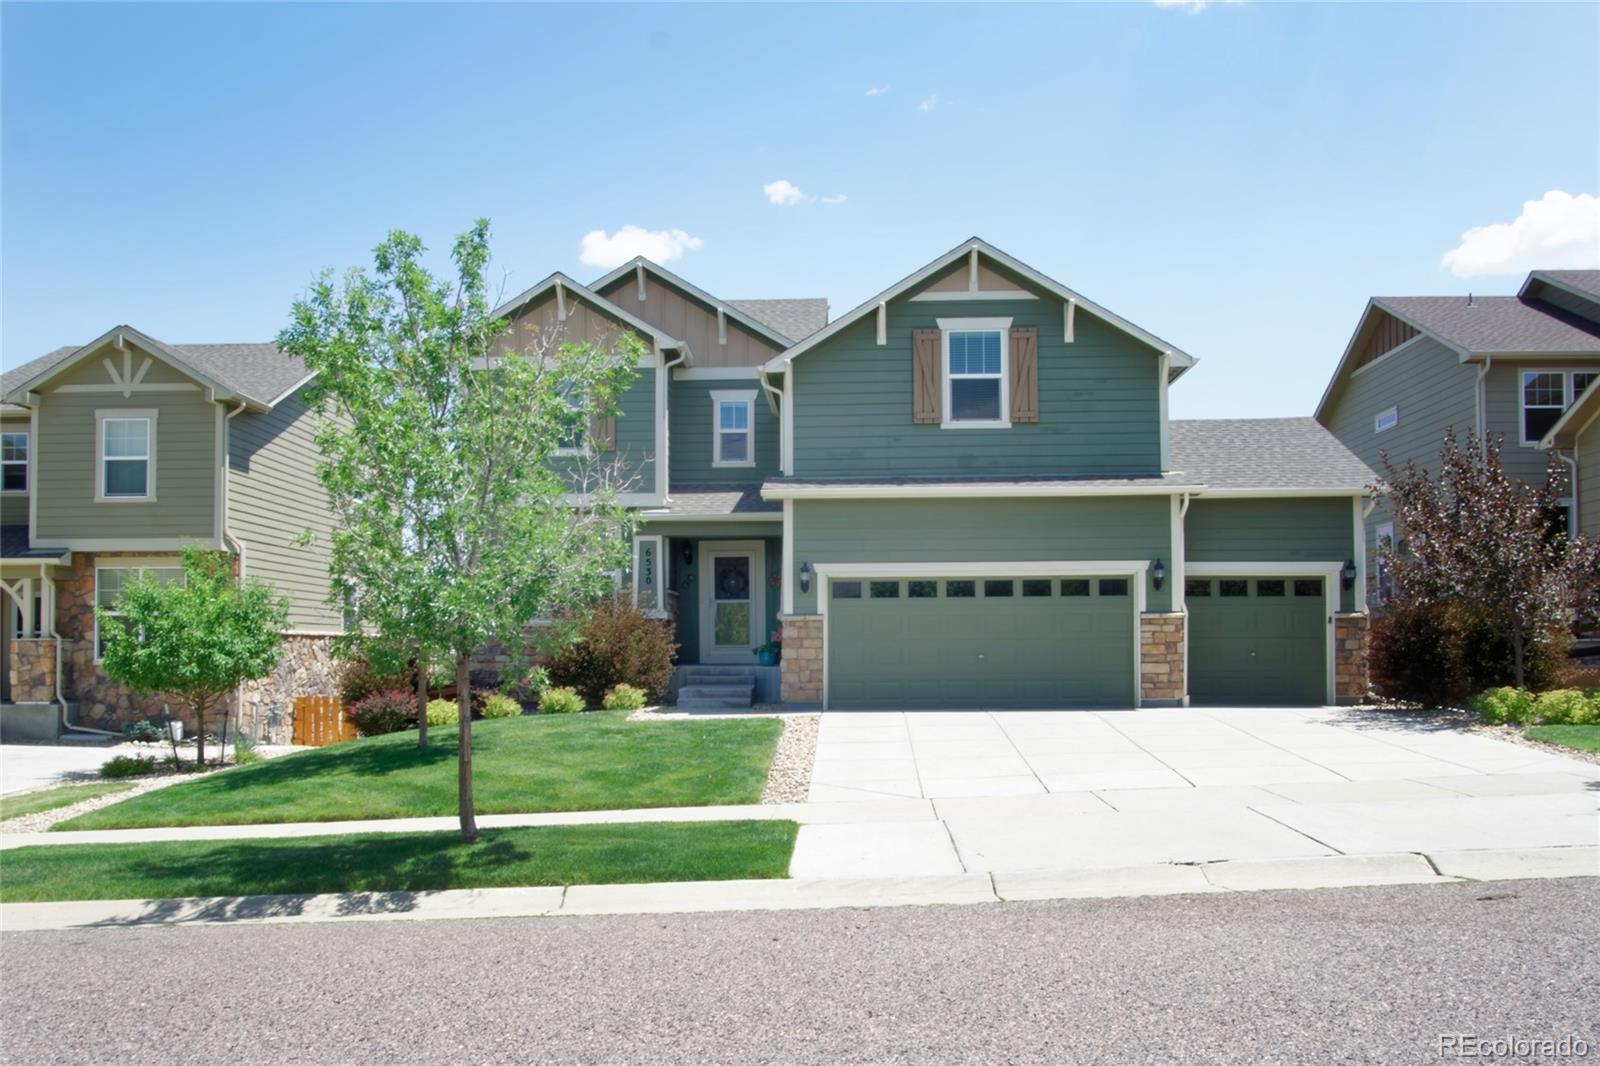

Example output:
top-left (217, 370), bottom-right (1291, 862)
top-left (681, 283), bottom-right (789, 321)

top-left (827, 575), bottom-right (1135, 709)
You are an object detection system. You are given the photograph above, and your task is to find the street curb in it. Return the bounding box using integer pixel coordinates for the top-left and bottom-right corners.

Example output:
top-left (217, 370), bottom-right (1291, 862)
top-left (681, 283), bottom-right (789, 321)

top-left (2, 847), bottom-right (1592, 932)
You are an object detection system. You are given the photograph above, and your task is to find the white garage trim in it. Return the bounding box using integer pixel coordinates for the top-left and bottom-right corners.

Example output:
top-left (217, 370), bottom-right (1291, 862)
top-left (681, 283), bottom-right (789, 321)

top-left (1185, 561), bottom-right (1341, 705)
top-left (812, 560), bottom-right (1150, 711)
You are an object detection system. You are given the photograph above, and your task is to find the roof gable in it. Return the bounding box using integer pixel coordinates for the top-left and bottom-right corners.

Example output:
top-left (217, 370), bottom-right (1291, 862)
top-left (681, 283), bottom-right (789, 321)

top-left (762, 237), bottom-right (1197, 375)
top-left (490, 272), bottom-right (688, 359)
top-left (589, 258), bottom-right (806, 352)
top-left (1542, 375), bottom-right (1600, 449)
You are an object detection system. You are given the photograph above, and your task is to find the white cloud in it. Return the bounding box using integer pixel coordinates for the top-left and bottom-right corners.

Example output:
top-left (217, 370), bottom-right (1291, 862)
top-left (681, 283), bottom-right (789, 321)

top-left (865, 85), bottom-right (890, 96)
top-left (820, 194), bottom-right (848, 205)
top-left (578, 226), bottom-right (703, 269)
top-left (1154, 0), bottom-right (1242, 11)
top-left (763, 179), bottom-right (807, 206)
top-left (1440, 190), bottom-right (1600, 278)
top-left (917, 94), bottom-right (940, 112)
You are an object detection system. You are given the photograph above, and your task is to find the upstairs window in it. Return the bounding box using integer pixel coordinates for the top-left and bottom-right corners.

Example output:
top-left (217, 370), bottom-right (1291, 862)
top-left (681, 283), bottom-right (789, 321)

top-left (939, 318), bottom-right (1010, 427)
top-left (712, 390), bottom-right (756, 467)
top-left (0, 432), bottom-right (26, 492)
top-left (1521, 370), bottom-right (1599, 445)
top-left (97, 413), bottom-right (153, 500)
top-left (555, 385), bottom-right (586, 455)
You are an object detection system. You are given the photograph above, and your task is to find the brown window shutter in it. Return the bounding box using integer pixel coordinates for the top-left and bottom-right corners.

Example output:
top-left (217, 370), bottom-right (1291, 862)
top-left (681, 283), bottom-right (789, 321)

top-left (1009, 327), bottom-right (1039, 423)
top-left (912, 328), bottom-right (942, 424)
top-left (589, 413), bottom-right (616, 452)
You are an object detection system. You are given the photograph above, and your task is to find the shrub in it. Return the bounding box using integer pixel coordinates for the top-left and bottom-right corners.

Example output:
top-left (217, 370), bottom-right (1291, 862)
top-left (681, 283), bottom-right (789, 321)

top-left (122, 719), bottom-right (166, 745)
top-left (480, 694), bottom-right (523, 719)
top-left (546, 594), bottom-right (678, 706)
top-left (100, 754), bottom-right (158, 779)
top-left (339, 656), bottom-right (417, 706)
top-left (1458, 615), bottom-right (1570, 693)
top-left (1533, 688), bottom-right (1600, 725)
top-left (232, 734), bottom-right (263, 766)
top-left (1369, 603), bottom-right (1474, 707)
top-left (539, 686), bottom-right (585, 714)
top-left (602, 683), bottom-right (648, 711)
top-left (426, 698), bottom-right (459, 727)
top-left (346, 689), bottom-right (417, 737)
top-left (1470, 686), bottom-right (1536, 725)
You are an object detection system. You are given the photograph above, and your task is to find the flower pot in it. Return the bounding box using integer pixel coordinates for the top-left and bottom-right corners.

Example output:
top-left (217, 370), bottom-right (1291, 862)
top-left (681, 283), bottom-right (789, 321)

top-left (755, 649), bottom-right (780, 667)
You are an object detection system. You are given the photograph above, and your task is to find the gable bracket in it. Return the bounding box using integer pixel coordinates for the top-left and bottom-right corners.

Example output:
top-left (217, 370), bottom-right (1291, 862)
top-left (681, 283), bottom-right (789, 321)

top-left (1064, 298), bottom-right (1077, 344)
top-left (876, 302), bottom-right (887, 346)
top-left (636, 263), bottom-right (647, 302)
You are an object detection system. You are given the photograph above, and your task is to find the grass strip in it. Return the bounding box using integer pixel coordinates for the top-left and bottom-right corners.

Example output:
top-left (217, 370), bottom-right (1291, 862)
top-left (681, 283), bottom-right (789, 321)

top-left (1, 820), bottom-right (798, 903)
top-left (1, 782), bottom-right (136, 821)
top-left (1524, 724), bottom-right (1600, 753)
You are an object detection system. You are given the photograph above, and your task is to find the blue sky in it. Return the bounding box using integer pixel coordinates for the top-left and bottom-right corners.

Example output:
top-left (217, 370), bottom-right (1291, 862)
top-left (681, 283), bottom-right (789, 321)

top-left (3, 2), bottom-right (1596, 418)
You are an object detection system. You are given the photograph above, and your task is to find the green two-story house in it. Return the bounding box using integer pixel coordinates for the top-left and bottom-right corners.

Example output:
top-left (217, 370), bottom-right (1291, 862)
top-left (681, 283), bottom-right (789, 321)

top-left (1, 328), bottom-right (342, 741)
top-left (507, 238), bottom-right (1376, 710)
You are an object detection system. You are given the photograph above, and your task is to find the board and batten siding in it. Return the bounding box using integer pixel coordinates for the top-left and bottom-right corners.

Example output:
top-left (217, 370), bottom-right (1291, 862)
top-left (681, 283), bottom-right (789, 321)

top-left (34, 351), bottom-right (217, 543)
top-left (1322, 334), bottom-right (1476, 579)
top-left (596, 273), bottom-right (783, 369)
top-left (1184, 498), bottom-right (1358, 613)
top-left (791, 291), bottom-right (1164, 479)
top-left (228, 388), bottom-right (343, 631)
top-left (789, 496), bottom-right (1174, 615)
top-left (668, 374), bottom-right (779, 484)
top-left (1, 416), bottom-right (28, 527)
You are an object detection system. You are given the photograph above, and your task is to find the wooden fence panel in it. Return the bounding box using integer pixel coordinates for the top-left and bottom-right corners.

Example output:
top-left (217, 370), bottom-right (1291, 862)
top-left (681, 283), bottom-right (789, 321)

top-left (291, 695), bottom-right (357, 747)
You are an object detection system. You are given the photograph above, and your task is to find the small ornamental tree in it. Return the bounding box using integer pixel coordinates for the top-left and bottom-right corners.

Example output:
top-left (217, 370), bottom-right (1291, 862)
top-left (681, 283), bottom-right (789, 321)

top-left (279, 220), bottom-right (639, 841)
top-left (98, 547), bottom-right (289, 767)
top-left (1380, 429), bottom-right (1600, 688)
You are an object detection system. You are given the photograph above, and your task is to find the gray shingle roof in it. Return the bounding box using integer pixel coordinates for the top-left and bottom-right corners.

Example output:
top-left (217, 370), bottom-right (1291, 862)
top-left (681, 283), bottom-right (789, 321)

top-left (1, 524), bottom-right (68, 561)
top-left (650, 484), bottom-right (781, 516)
top-left (1170, 418), bottom-right (1376, 491)
top-left (3, 337), bottom-right (307, 408)
top-left (727, 299), bottom-right (828, 343)
top-left (1536, 271), bottom-right (1600, 299)
top-left (763, 474), bottom-right (1200, 491)
top-left (1376, 296), bottom-right (1600, 355)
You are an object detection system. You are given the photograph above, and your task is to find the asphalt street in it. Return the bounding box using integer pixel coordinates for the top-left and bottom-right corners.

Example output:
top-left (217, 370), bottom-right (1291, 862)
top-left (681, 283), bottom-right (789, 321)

top-left (3, 877), bottom-right (1596, 1065)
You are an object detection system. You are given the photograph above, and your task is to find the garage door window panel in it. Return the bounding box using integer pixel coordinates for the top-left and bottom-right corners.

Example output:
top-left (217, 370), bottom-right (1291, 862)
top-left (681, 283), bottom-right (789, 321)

top-left (984, 580), bottom-right (1014, 597)
top-left (833, 581), bottom-right (862, 600)
top-left (869, 581), bottom-right (900, 599)
top-left (1098, 578), bottom-right (1128, 597)
top-left (947, 580), bottom-right (976, 598)
top-left (908, 580), bottom-right (938, 598)
top-left (1060, 579), bottom-right (1089, 597)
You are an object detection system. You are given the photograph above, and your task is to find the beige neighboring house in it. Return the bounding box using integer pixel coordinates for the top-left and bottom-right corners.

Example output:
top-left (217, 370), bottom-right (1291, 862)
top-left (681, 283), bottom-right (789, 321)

top-left (1543, 375), bottom-right (1600, 539)
top-left (1, 325), bottom-right (341, 743)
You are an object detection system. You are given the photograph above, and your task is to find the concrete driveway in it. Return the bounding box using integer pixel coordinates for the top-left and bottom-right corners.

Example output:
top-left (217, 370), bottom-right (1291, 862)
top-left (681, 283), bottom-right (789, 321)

top-left (1, 742), bottom-right (129, 795)
top-left (794, 706), bottom-right (1600, 879)
top-left (808, 706), bottom-right (1596, 801)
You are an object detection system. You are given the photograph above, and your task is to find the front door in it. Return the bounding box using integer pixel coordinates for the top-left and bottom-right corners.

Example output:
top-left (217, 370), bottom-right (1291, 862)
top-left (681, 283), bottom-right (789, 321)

top-left (698, 541), bottom-right (765, 663)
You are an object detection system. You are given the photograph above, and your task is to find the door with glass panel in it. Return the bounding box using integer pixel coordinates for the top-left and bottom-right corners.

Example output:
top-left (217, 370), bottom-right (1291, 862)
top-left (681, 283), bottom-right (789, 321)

top-left (697, 542), bottom-right (764, 663)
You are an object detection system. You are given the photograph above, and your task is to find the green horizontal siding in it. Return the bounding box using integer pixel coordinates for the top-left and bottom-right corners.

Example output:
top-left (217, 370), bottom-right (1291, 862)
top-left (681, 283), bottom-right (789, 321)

top-left (790, 496), bottom-right (1173, 615)
top-left (668, 376), bottom-right (779, 484)
top-left (792, 292), bottom-right (1162, 478)
top-left (555, 368), bottom-right (656, 493)
top-left (1184, 498), bottom-right (1356, 612)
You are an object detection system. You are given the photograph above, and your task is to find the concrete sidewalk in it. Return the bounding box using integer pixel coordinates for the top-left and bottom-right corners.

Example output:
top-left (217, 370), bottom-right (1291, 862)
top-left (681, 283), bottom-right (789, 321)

top-left (3, 847), bottom-right (1595, 931)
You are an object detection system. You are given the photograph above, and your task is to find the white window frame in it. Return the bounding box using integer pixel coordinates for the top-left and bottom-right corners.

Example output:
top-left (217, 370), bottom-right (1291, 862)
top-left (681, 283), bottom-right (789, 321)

top-left (0, 431), bottom-right (27, 493)
top-left (94, 561), bottom-right (183, 661)
top-left (554, 386), bottom-right (587, 457)
top-left (711, 389), bottom-right (757, 468)
top-left (1373, 406), bottom-right (1398, 433)
top-left (1374, 522), bottom-right (1395, 605)
top-left (937, 316), bottom-right (1012, 429)
top-left (95, 410), bottom-right (156, 501)
top-left (1519, 369), bottom-right (1599, 446)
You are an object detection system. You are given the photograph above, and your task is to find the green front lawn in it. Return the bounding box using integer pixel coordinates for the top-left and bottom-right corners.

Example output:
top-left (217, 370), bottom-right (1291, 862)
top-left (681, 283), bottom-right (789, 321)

top-left (58, 712), bottom-right (782, 831)
top-left (1525, 724), bottom-right (1600, 753)
top-left (0, 820), bottom-right (798, 903)
top-left (1, 782), bottom-right (136, 821)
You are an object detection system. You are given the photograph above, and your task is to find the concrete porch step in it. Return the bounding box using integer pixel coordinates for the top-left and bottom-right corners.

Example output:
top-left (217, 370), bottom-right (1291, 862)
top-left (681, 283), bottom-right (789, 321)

top-left (679, 666), bottom-right (759, 680)
top-left (678, 684), bottom-right (755, 702)
top-left (676, 697), bottom-right (758, 711)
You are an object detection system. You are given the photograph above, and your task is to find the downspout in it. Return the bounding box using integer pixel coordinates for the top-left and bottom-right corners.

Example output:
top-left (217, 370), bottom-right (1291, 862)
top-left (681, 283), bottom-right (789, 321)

top-left (759, 370), bottom-right (784, 467)
top-left (1178, 491), bottom-right (1192, 707)
top-left (1473, 355), bottom-right (1493, 443)
top-left (223, 401), bottom-right (249, 746)
top-left (1554, 450), bottom-right (1578, 536)
top-left (48, 560), bottom-right (119, 738)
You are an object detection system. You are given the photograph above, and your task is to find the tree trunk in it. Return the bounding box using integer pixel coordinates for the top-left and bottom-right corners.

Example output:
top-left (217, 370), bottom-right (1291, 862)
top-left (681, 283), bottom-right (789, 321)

top-left (193, 695), bottom-right (208, 768)
top-left (456, 655), bottom-right (477, 842)
top-left (218, 697), bottom-right (232, 765)
top-left (416, 652), bottom-right (429, 750)
top-left (1511, 627), bottom-right (1527, 689)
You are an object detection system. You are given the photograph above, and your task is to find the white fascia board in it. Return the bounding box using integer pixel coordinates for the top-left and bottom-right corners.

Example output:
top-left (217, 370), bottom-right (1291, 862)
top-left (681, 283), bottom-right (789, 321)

top-left (587, 257), bottom-right (797, 351)
top-left (761, 482), bottom-right (1199, 501)
top-left (489, 272), bottom-right (689, 358)
top-left (763, 237), bottom-right (1198, 374)
top-left (5, 325), bottom-right (241, 407)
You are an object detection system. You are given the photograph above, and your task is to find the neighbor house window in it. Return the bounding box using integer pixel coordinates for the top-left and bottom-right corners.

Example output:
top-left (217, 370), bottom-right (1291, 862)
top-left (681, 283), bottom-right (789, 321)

top-left (939, 317), bottom-right (1010, 427)
top-left (95, 564), bottom-right (183, 659)
top-left (97, 412), bottom-right (154, 500)
top-left (1521, 370), bottom-right (1599, 445)
top-left (1374, 407), bottom-right (1398, 433)
top-left (0, 432), bottom-right (26, 492)
top-left (711, 390), bottom-right (756, 467)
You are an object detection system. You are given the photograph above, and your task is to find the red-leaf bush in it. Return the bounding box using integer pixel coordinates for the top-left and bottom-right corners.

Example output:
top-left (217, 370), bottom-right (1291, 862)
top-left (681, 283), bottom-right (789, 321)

top-left (546, 594), bottom-right (678, 706)
top-left (347, 689), bottom-right (418, 736)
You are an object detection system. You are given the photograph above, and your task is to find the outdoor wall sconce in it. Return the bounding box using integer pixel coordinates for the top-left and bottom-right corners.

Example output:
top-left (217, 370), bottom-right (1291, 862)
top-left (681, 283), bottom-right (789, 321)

top-left (1341, 559), bottom-right (1357, 590)
top-left (799, 561), bottom-right (813, 594)
top-left (1151, 558), bottom-right (1166, 591)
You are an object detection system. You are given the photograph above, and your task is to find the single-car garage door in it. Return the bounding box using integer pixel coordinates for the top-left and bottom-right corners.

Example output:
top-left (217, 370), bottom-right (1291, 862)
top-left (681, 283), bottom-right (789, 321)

top-left (1187, 576), bottom-right (1328, 705)
top-left (827, 575), bottom-right (1136, 709)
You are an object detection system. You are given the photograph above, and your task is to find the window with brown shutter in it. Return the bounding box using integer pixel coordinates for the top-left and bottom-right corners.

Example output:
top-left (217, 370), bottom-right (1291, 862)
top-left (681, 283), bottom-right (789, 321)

top-left (589, 413), bottom-right (616, 452)
top-left (1009, 327), bottom-right (1038, 423)
top-left (912, 328), bottom-right (942, 424)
